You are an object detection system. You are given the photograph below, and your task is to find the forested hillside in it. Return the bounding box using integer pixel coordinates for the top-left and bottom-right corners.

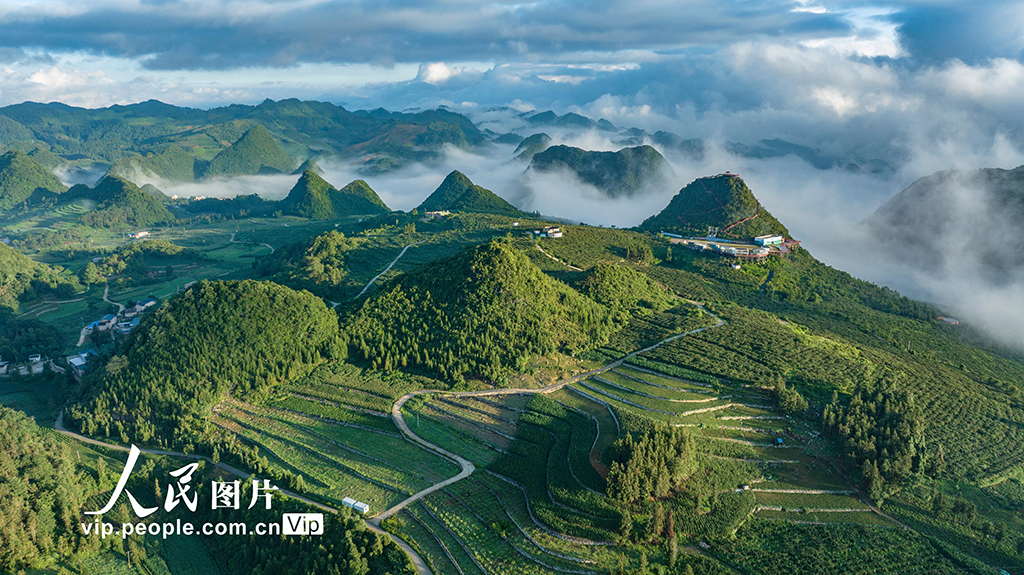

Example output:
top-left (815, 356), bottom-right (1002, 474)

top-left (417, 170), bottom-right (522, 215)
top-left (73, 175), bottom-right (175, 229)
top-left (203, 125), bottom-right (296, 177)
top-left (67, 280), bottom-right (345, 443)
top-left (0, 242), bottom-right (81, 308)
top-left (280, 171), bottom-right (390, 219)
top-left (0, 150), bottom-right (67, 210)
top-left (528, 144), bottom-right (674, 197)
top-left (346, 239), bottom-right (616, 382)
top-left (254, 230), bottom-right (360, 299)
top-left (106, 145), bottom-right (198, 183)
top-left (641, 173), bottom-right (789, 239)
top-left (0, 408), bottom-right (91, 572)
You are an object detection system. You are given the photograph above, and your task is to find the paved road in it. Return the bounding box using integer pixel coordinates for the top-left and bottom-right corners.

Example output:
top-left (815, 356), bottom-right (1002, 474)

top-left (373, 302), bottom-right (725, 522)
top-left (356, 242), bottom-right (419, 298)
top-left (53, 411), bottom-right (433, 575)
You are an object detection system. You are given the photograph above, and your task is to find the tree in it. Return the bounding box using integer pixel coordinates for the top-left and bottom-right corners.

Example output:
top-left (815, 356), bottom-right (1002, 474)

top-left (618, 510), bottom-right (633, 542)
top-left (82, 262), bottom-right (101, 284)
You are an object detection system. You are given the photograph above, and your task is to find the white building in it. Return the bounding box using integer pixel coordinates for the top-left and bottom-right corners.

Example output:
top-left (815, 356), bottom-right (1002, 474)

top-left (754, 235), bottom-right (784, 246)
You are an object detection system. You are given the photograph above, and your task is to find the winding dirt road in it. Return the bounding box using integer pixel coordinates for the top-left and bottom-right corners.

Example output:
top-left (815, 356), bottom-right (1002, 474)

top-left (372, 302), bottom-right (725, 521)
top-left (356, 242), bottom-right (420, 299)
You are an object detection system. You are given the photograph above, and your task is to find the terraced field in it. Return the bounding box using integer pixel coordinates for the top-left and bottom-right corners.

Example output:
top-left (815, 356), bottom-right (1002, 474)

top-left (210, 400), bottom-right (459, 512)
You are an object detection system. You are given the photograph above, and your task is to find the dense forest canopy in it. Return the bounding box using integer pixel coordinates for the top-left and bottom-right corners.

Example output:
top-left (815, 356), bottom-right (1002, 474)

top-left (67, 279), bottom-right (346, 444)
top-left (346, 238), bottom-right (616, 383)
top-left (254, 230), bottom-right (360, 299)
top-left (0, 242), bottom-right (81, 308)
top-left (0, 408), bottom-right (89, 572)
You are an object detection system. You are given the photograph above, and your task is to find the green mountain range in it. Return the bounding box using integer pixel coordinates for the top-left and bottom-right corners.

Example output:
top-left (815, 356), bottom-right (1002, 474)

top-left (527, 144), bottom-right (675, 197)
top-left (204, 125), bottom-right (296, 177)
top-left (281, 170), bottom-right (390, 219)
top-left (71, 175), bottom-right (175, 229)
top-left (0, 150), bottom-right (67, 210)
top-left (863, 165), bottom-right (1024, 280)
top-left (417, 170), bottom-right (521, 215)
top-left (641, 173), bottom-right (790, 239)
top-left (0, 99), bottom-right (490, 176)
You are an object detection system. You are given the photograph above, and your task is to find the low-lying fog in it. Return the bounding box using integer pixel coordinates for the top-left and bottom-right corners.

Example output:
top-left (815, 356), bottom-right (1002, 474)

top-left (143, 125), bottom-right (1024, 352)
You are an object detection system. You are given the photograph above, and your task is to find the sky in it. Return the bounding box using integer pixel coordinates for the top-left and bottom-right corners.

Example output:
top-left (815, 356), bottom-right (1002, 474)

top-left (1, 1), bottom-right (1023, 173)
top-left (2, 0), bottom-right (1024, 347)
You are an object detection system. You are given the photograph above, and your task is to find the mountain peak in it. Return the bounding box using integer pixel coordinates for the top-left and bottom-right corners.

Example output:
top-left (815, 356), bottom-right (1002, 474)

top-left (640, 173), bottom-right (789, 239)
top-left (203, 124), bottom-right (296, 178)
top-left (417, 171), bottom-right (520, 215)
top-left (527, 144), bottom-right (674, 198)
top-left (283, 171), bottom-right (389, 219)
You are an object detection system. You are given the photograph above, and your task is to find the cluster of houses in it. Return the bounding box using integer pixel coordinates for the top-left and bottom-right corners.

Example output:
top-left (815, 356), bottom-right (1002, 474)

top-left (341, 497), bottom-right (370, 514)
top-left (422, 210), bottom-right (451, 220)
top-left (85, 296), bottom-right (158, 338)
top-left (128, 230), bottom-right (150, 239)
top-left (532, 226), bottom-right (563, 238)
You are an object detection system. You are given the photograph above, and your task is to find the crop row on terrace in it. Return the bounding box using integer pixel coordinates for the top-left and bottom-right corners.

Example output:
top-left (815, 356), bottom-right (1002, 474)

top-left (487, 397), bottom-right (621, 542)
top-left (421, 488), bottom-right (598, 575)
top-left (210, 411), bottom-right (402, 509)
top-left (404, 502), bottom-right (487, 575)
top-left (282, 384), bottom-right (391, 414)
top-left (392, 509), bottom-right (464, 575)
top-left (266, 394), bottom-right (397, 433)
top-left (715, 519), bottom-right (967, 574)
top-left (436, 483), bottom-right (601, 573)
top-left (603, 368), bottom-right (715, 398)
top-left (212, 408), bottom-right (412, 506)
top-left (221, 403), bottom-right (435, 493)
top-left (401, 407), bottom-right (505, 467)
top-left (424, 399), bottom-right (519, 440)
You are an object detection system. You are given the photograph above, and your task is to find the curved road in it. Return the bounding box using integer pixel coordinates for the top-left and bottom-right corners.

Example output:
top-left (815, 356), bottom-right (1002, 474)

top-left (56, 300), bottom-right (725, 574)
top-left (53, 411), bottom-right (432, 575)
top-left (373, 302), bottom-right (725, 521)
top-left (356, 242), bottom-right (420, 299)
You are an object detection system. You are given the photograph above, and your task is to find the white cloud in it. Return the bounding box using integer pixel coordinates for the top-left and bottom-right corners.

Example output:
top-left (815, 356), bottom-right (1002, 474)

top-left (417, 62), bottom-right (463, 85)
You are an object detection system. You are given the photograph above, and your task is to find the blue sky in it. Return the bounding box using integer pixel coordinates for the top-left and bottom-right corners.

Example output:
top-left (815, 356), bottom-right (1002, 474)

top-left (0, 0), bottom-right (1023, 166)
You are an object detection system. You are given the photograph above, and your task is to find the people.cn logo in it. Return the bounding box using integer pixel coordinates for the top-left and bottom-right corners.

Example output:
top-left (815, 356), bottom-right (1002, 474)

top-left (282, 513), bottom-right (324, 536)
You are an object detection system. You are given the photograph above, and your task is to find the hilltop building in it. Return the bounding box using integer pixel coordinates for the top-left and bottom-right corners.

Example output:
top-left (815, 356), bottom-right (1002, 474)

top-left (754, 234), bottom-right (784, 246)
